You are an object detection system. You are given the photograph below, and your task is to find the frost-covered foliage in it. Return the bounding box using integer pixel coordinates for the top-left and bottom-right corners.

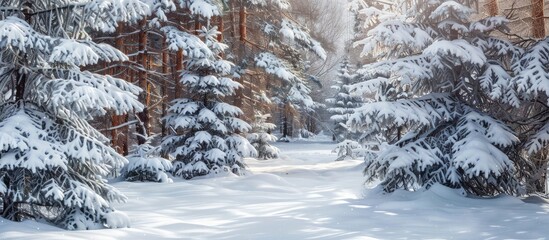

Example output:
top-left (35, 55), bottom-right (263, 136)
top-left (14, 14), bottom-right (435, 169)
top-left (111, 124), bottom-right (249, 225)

top-left (255, 52), bottom-right (317, 109)
top-left (350, 0), bottom-right (522, 196)
top-left (0, 0), bottom-right (145, 229)
top-left (222, 0), bottom-right (327, 125)
top-left (512, 39), bottom-right (549, 154)
top-left (143, 0), bottom-right (224, 26)
top-left (247, 0), bottom-right (290, 9)
top-left (332, 140), bottom-right (362, 161)
top-left (254, 19), bottom-right (326, 110)
top-left (326, 59), bottom-right (363, 142)
top-left (248, 113), bottom-right (280, 160)
top-left (122, 139), bottom-right (173, 183)
top-left (507, 37), bottom-right (549, 192)
top-left (161, 26), bottom-right (256, 179)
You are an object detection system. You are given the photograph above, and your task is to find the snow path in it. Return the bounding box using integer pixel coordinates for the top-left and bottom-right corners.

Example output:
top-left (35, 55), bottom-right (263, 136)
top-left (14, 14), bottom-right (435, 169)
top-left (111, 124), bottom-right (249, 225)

top-left (1, 141), bottom-right (549, 239)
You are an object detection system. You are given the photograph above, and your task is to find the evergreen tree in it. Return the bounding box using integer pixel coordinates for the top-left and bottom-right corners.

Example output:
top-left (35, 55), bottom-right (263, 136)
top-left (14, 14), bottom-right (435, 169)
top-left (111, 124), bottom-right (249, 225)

top-left (122, 136), bottom-right (173, 183)
top-left (0, 0), bottom-right (147, 229)
top-left (161, 26), bottom-right (256, 179)
top-left (326, 58), bottom-right (362, 142)
top-left (248, 113), bottom-right (280, 160)
top-left (349, 0), bottom-right (522, 196)
top-left (332, 140), bottom-right (363, 161)
top-left (220, 0), bottom-right (326, 138)
top-left (510, 38), bottom-right (549, 193)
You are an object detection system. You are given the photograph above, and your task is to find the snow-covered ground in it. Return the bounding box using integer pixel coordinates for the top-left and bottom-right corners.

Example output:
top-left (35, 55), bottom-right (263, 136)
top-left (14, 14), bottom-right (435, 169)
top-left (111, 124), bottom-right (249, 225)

top-left (1, 140), bottom-right (549, 239)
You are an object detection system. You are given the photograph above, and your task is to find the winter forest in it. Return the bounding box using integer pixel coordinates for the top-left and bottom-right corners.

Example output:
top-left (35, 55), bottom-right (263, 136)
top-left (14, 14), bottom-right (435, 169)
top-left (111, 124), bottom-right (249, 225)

top-left (1, 0), bottom-right (549, 239)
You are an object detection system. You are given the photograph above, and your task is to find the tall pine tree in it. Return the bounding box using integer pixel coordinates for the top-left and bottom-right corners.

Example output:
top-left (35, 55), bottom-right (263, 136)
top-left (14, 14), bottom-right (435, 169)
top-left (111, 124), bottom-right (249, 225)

top-left (0, 0), bottom-right (147, 229)
top-left (349, 0), bottom-right (522, 196)
top-left (326, 58), bottom-right (362, 142)
top-left (161, 26), bottom-right (256, 179)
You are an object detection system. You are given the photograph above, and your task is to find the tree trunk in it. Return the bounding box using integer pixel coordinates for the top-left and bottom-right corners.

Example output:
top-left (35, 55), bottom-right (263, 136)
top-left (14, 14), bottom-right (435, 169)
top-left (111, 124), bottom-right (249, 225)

top-left (532, 0), bottom-right (545, 38)
top-left (239, 5), bottom-right (247, 42)
top-left (487, 0), bottom-right (498, 16)
top-left (229, 1), bottom-right (236, 39)
top-left (111, 23), bottom-right (129, 155)
top-left (217, 15), bottom-right (224, 42)
top-left (233, 5), bottom-right (247, 109)
top-left (14, 71), bottom-right (26, 102)
top-left (282, 102), bottom-right (292, 138)
top-left (531, 0), bottom-right (547, 194)
top-left (195, 16), bottom-right (202, 32)
top-left (175, 49), bottom-right (183, 98)
top-left (2, 176), bottom-right (10, 218)
top-left (15, 1), bottom-right (33, 102)
top-left (136, 18), bottom-right (150, 144)
top-left (161, 40), bottom-right (170, 137)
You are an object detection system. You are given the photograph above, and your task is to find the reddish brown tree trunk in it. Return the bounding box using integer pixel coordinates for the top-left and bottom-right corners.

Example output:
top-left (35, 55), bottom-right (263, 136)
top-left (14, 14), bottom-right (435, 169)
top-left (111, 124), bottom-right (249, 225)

top-left (233, 5), bottom-right (247, 109)
top-left (195, 16), bottom-right (202, 33)
top-left (137, 18), bottom-right (150, 144)
top-left (229, 1), bottom-right (236, 39)
top-left (532, 0), bottom-right (546, 38)
top-left (175, 49), bottom-right (183, 98)
top-left (239, 6), bottom-right (247, 42)
top-left (15, 2), bottom-right (33, 102)
top-left (218, 15), bottom-right (224, 42)
top-left (487, 0), bottom-right (498, 16)
top-left (111, 23), bottom-right (129, 155)
top-left (161, 40), bottom-right (170, 137)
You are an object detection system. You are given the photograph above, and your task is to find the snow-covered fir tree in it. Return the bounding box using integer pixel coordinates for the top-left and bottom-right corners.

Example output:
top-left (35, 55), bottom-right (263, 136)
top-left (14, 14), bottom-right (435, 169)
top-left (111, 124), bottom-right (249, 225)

top-left (510, 38), bottom-right (549, 193)
top-left (161, 26), bottom-right (256, 179)
top-left (248, 113), bottom-right (280, 160)
top-left (349, 0), bottom-right (523, 196)
top-left (220, 1), bottom-right (326, 138)
top-left (0, 0), bottom-right (147, 229)
top-left (332, 140), bottom-right (362, 161)
top-left (122, 136), bottom-right (173, 183)
top-left (326, 58), bottom-right (362, 142)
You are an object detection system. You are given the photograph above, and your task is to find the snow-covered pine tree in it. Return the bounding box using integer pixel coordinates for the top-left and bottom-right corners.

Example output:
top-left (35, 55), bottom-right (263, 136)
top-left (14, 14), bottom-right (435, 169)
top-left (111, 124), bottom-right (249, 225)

top-left (511, 38), bottom-right (549, 193)
top-left (332, 140), bottom-right (362, 161)
top-left (0, 0), bottom-right (147, 229)
top-left (349, 0), bottom-right (522, 196)
top-left (161, 26), bottom-right (256, 179)
top-left (258, 16), bottom-right (327, 136)
top-left (248, 113), bottom-right (280, 159)
top-left (122, 136), bottom-right (173, 183)
top-left (220, 1), bottom-right (326, 138)
top-left (326, 58), bottom-right (362, 142)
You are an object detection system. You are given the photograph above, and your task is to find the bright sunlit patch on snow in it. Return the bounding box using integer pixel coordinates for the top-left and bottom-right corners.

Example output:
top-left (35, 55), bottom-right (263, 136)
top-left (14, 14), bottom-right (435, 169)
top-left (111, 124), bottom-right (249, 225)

top-left (349, 205), bottom-right (371, 209)
top-left (373, 210), bottom-right (398, 216)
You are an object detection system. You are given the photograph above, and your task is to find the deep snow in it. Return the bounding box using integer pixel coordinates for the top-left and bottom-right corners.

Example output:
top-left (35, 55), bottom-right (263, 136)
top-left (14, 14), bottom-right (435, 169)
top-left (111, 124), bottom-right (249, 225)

top-left (1, 140), bottom-right (549, 239)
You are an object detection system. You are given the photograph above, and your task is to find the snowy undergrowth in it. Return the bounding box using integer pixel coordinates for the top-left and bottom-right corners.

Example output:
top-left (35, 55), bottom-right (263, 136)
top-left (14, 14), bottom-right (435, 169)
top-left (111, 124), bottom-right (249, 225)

top-left (1, 141), bottom-right (548, 239)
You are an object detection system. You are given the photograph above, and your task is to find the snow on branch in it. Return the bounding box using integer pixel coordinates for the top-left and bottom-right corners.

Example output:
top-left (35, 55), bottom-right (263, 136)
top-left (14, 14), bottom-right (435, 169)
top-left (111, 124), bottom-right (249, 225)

top-left (424, 39), bottom-right (486, 66)
top-left (355, 20), bottom-right (432, 58)
top-left (469, 16), bottom-right (509, 34)
top-left (0, 17), bottom-right (49, 53)
top-left (162, 26), bottom-right (213, 60)
top-left (84, 0), bottom-right (150, 32)
top-left (49, 40), bottom-right (128, 66)
top-left (512, 38), bottom-right (549, 103)
top-left (451, 110), bottom-right (517, 180)
top-left (256, 52), bottom-right (300, 83)
top-left (429, 1), bottom-right (473, 22)
top-left (526, 122), bottom-right (549, 154)
top-left (247, 0), bottom-right (290, 9)
top-left (177, 0), bottom-right (221, 19)
top-left (279, 20), bottom-right (327, 60)
top-left (33, 71), bottom-right (143, 119)
top-left (349, 94), bottom-right (455, 131)
top-left (0, 106), bottom-right (68, 173)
